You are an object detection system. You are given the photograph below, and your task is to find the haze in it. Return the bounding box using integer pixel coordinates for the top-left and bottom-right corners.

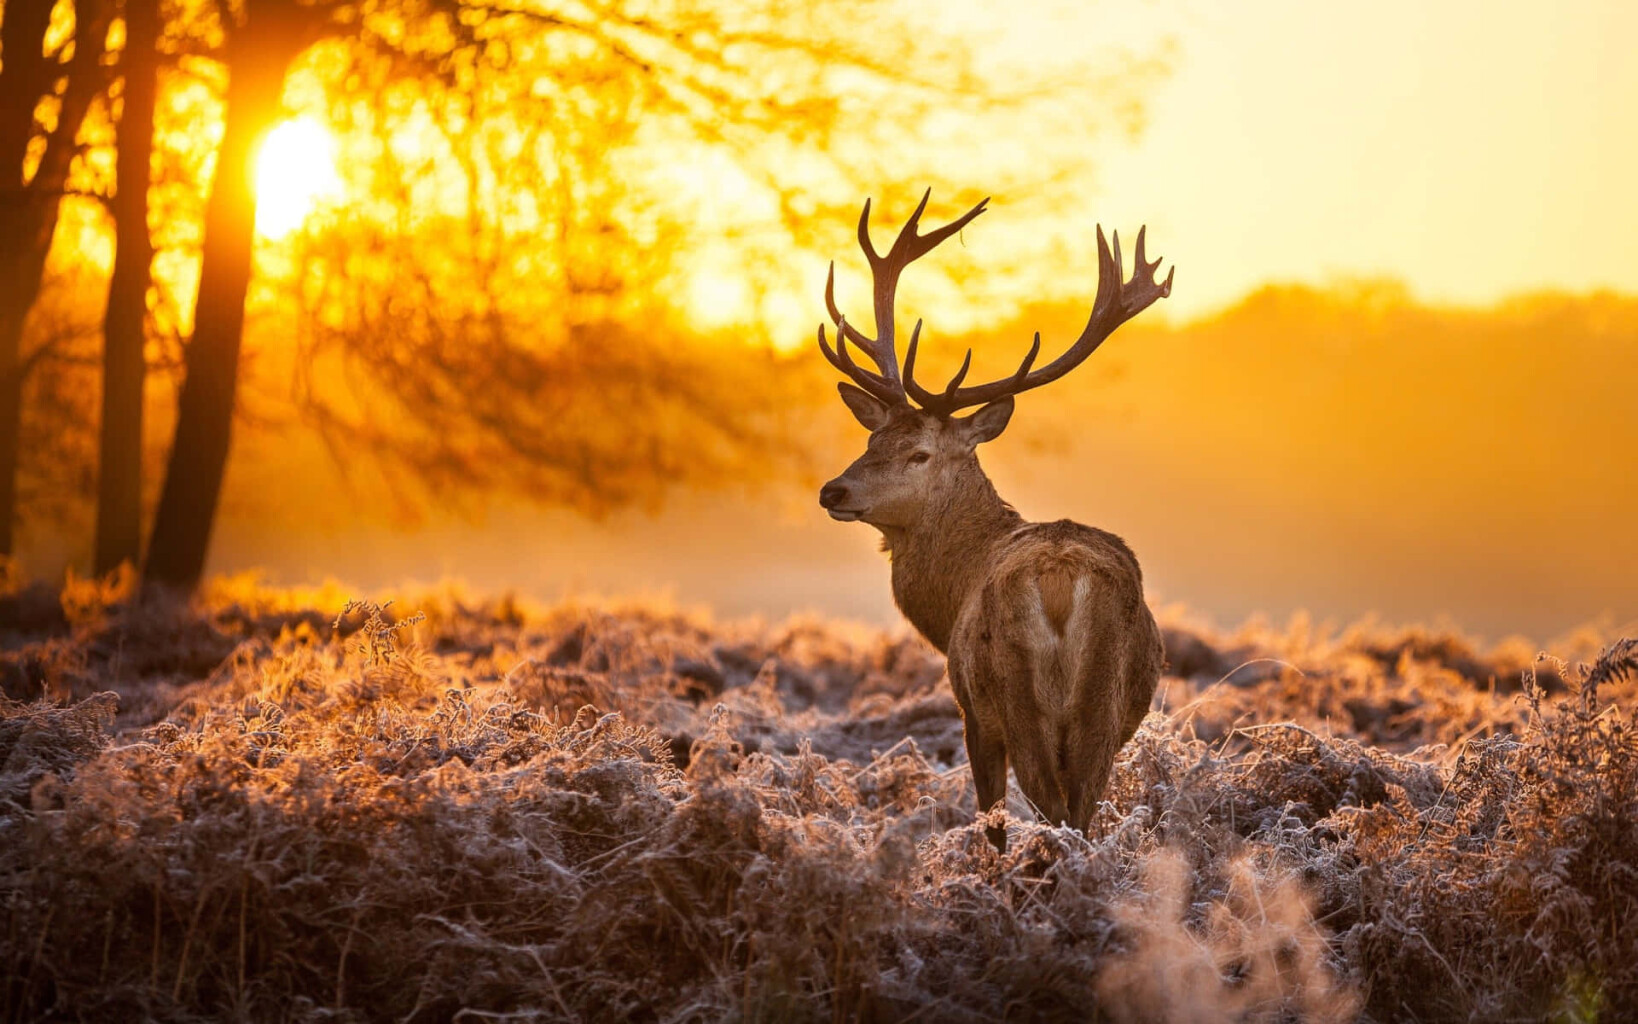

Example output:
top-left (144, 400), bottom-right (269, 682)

top-left (9, 0), bottom-right (1635, 644)
top-left (222, 1), bottom-right (1636, 641)
top-left (1053, 0), bottom-right (1638, 319)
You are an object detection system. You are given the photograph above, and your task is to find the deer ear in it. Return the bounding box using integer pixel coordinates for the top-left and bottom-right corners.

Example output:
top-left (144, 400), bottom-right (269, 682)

top-left (959, 397), bottom-right (1014, 445)
top-left (837, 383), bottom-right (892, 431)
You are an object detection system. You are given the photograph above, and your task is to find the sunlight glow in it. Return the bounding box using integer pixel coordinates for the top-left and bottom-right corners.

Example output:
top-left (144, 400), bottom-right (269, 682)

top-left (686, 270), bottom-right (752, 329)
top-left (255, 118), bottom-right (342, 239)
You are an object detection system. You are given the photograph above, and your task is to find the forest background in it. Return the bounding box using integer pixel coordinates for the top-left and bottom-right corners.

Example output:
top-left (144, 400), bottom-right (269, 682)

top-left (3, 0), bottom-right (1634, 643)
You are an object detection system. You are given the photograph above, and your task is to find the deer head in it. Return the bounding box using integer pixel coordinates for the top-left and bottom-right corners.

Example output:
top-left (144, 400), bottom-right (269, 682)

top-left (817, 190), bottom-right (1174, 530)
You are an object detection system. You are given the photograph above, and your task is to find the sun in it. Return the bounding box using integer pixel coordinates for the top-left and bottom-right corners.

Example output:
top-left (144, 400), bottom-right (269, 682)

top-left (254, 118), bottom-right (342, 239)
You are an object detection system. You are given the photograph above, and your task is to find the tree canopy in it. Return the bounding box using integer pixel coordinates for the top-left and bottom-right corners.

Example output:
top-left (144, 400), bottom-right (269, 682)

top-left (0, 0), bottom-right (1168, 585)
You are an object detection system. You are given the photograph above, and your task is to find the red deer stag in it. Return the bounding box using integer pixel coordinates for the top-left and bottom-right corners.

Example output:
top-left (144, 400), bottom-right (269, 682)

top-left (816, 191), bottom-right (1173, 851)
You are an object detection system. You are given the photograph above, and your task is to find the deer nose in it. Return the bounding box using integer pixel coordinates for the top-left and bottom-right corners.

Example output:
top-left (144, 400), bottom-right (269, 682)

top-left (819, 481), bottom-right (850, 509)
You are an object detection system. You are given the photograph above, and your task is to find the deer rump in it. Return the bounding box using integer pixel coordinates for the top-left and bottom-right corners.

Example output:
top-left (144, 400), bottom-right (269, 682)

top-left (947, 520), bottom-right (1162, 833)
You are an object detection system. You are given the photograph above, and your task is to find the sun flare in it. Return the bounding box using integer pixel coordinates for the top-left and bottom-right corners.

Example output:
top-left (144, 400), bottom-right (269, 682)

top-left (254, 118), bottom-right (342, 239)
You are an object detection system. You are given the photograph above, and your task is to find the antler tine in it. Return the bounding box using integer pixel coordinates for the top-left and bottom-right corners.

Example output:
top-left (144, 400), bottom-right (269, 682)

top-left (817, 319), bottom-right (901, 405)
top-left (855, 195), bottom-right (888, 264)
top-left (1017, 332), bottom-right (1042, 376)
top-left (1090, 225), bottom-right (1120, 321)
top-left (1138, 224), bottom-right (1177, 301)
top-left (906, 329), bottom-right (1042, 412)
top-left (904, 320), bottom-right (977, 406)
top-left (902, 318), bottom-right (924, 385)
top-left (819, 190), bottom-right (991, 408)
top-left (892, 189), bottom-right (988, 266)
top-left (910, 223), bottom-right (1173, 417)
top-left (825, 261), bottom-right (891, 360)
top-left (943, 349), bottom-right (972, 395)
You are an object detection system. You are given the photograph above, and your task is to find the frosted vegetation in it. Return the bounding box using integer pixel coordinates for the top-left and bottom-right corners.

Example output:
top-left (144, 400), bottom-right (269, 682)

top-left (1, 572), bottom-right (1633, 1021)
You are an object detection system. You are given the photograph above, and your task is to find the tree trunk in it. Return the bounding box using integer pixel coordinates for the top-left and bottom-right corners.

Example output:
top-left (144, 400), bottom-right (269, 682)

top-left (0, 0), bottom-right (111, 555)
top-left (144, 2), bottom-right (308, 590)
top-left (0, 0), bottom-right (58, 558)
top-left (95, 0), bottom-right (161, 575)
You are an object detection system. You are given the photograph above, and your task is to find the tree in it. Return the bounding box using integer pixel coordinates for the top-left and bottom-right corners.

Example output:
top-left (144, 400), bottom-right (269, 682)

top-left (143, 0), bottom-right (314, 587)
top-left (94, 0), bottom-right (160, 574)
top-left (142, 0), bottom-right (1098, 589)
top-left (0, 0), bottom-right (1155, 591)
top-left (0, 0), bottom-right (112, 555)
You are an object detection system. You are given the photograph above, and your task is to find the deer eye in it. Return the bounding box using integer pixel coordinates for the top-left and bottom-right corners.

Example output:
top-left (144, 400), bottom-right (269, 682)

top-left (908, 451), bottom-right (932, 465)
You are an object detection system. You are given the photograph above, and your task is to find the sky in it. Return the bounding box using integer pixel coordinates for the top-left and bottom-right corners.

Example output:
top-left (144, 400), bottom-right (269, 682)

top-left (214, 0), bottom-right (1634, 642)
top-left (244, 1), bottom-right (1638, 332)
top-left (27, 0), bottom-right (1634, 640)
top-left (992, 0), bottom-right (1638, 319)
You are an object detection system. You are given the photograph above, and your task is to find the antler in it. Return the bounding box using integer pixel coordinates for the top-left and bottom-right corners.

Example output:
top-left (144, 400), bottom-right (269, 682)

top-left (904, 224), bottom-right (1173, 416)
top-left (817, 189), bottom-right (989, 406)
top-left (818, 191), bottom-right (1173, 416)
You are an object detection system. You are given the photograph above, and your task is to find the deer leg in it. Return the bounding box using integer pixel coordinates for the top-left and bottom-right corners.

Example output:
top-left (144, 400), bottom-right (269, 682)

top-left (951, 660), bottom-right (1010, 852)
top-left (1063, 715), bottom-right (1120, 834)
top-left (1009, 731), bottom-right (1070, 829)
top-left (961, 714), bottom-right (1009, 853)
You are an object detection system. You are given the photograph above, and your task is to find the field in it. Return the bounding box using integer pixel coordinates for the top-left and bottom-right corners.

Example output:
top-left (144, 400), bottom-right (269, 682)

top-left (1, 575), bottom-right (1635, 1022)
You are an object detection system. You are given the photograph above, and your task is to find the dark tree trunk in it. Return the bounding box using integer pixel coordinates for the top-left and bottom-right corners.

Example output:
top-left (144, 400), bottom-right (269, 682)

top-left (0, 0), bottom-right (59, 557)
top-left (0, 0), bottom-right (110, 555)
top-left (144, 2), bottom-right (308, 589)
top-left (95, 0), bottom-right (161, 575)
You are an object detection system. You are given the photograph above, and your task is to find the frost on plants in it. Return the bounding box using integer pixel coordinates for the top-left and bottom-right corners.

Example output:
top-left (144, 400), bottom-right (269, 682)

top-left (1, 580), bottom-right (1633, 1021)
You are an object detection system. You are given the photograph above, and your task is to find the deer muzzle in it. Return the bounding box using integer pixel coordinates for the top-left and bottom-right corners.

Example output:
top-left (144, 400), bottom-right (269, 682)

top-left (819, 480), bottom-right (864, 521)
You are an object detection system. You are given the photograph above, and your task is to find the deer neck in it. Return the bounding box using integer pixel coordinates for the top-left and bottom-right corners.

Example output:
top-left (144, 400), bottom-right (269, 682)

top-left (881, 464), bottom-right (1021, 654)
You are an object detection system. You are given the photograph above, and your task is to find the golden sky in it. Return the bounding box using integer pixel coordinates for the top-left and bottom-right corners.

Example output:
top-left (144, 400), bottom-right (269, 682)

top-left (238, 1), bottom-right (1638, 342)
top-left (976, 0), bottom-right (1638, 319)
top-left (24, 0), bottom-right (1631, 639)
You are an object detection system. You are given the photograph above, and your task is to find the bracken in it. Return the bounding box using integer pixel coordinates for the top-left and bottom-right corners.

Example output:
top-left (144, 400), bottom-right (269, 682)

top-left (0, 580), bottom-right (1632, 1022)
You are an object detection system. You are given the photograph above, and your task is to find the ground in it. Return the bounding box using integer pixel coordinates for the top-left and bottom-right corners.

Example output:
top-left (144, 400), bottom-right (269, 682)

top-left (1, 573), bottom-right (1634, 1022)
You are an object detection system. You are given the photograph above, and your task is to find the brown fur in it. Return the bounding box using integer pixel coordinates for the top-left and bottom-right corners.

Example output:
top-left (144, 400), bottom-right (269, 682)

top-left (1037, 566), bottom-right (1078, 637)
top-left (817, 195), bottom-right (1173, 851)
top-left (822, 405), bottom-right (1163, 851)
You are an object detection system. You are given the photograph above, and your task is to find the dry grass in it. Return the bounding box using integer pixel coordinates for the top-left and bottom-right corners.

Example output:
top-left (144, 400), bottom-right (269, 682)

top-left (1, 573), bottom-right (1634, 1022)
